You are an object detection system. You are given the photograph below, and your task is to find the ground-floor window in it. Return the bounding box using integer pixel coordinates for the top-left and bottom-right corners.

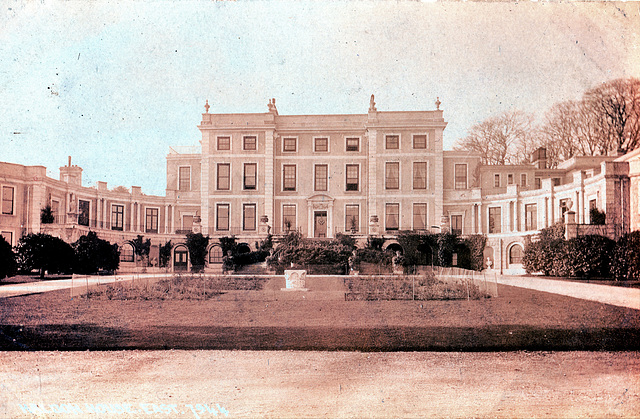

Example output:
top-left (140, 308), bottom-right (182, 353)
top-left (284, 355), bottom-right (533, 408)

top-left (413, 203), bottom-right (427, 230)
top-left (282, 204), bottom-right (296, 233)
top-left (345, 204), bottom-right (359, 232)
top-left (386, 203), bottom-right (399, 231)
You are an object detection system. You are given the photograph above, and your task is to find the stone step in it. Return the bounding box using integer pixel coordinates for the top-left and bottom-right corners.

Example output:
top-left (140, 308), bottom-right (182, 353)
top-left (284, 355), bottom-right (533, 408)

top-left (264, 276), bottom-right (347, 292)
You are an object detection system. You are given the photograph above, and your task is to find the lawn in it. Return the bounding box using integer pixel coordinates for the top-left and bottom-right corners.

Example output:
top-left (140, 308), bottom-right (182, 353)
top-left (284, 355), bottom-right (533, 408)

top-left (1, 278), bottom-right (638, 351)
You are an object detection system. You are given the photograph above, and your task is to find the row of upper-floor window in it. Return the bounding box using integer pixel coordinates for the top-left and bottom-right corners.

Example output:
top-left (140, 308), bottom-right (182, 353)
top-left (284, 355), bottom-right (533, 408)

top-left (210, 133), bottom-right (432, 153)
top-left (205, 162), bottom-right (431, 192)
top-left (489, 172), bottom-right (557, 189)
top-left (176, 163), bottom-right (564, 193)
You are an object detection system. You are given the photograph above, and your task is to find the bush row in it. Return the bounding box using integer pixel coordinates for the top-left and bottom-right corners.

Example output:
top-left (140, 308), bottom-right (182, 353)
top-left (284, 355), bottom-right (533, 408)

top-left (0, 232), bottom-right (120, 280)
top-left (523, 225), bottom-right (640, 280)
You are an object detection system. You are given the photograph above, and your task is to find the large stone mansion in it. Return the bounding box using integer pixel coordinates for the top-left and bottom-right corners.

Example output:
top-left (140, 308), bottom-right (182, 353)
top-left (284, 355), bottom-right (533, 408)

top-left (1, 97), bottom-right (638, 274)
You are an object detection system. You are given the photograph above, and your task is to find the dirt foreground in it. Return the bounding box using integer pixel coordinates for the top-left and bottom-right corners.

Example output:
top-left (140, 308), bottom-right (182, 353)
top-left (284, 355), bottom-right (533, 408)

top-left (1, 350), bottom-right (638, 418)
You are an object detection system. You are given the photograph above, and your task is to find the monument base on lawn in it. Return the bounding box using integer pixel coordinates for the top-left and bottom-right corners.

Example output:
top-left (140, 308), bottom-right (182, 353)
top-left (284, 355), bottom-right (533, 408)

top-left (282, 269), bottom-right (308, 291)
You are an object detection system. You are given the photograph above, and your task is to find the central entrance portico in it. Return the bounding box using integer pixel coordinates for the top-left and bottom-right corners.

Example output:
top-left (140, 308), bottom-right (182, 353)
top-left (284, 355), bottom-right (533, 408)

top-left (307, 194), bottom-right (334, 238)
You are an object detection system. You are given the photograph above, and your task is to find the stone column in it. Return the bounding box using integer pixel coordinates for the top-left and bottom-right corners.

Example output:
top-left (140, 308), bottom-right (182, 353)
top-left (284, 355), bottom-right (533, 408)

top-left (138, 203), bottom-right (143, 232)
top-left (164, 205), bottom-right (169, 234)
top-left (130, 203), bottom-right (135, 232)
top-left (472, 203), bottom-right (477, 234)
top-left (171, 206), bottom-right (175, 234)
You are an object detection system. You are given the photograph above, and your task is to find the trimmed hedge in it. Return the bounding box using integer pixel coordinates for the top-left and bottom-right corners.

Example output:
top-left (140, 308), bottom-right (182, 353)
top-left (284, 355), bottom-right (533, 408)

top-left (267, 232), bottom-right (355, 274)
top-left (611, 231), bottom-right (640, 280)
top-left (396, 232), bottom-right (487, 271)
top-left (524, 223), bottom-right (636, 280)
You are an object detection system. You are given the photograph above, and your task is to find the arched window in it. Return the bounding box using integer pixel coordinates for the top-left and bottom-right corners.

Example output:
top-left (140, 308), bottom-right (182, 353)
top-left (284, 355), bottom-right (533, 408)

top-left (509, 244), bottom-right (523, 265)
top-left (209, 246), bottom-right (224, 264)
top-left (119, 243), bottom-right (134, 262)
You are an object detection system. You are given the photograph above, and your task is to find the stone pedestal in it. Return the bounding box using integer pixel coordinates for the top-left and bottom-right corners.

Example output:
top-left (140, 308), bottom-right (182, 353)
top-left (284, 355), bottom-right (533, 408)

top-left (369, 215), bottom-right (380, 235)
top-left (282, 270), bottom-right (308, 291)
top-left (259, 216), bottom-right (270, 235)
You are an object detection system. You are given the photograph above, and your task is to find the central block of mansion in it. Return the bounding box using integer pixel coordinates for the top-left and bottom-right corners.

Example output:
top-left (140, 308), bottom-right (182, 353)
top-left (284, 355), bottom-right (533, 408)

top-left (1, 98), bottom-right (636, 274)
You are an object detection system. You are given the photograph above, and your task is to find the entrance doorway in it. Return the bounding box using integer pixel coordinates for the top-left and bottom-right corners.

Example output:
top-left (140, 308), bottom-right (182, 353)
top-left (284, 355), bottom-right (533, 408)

top-left (314, 211), bottom-right (327, 238)
top-left (174, 246), bottom-right (188, 271)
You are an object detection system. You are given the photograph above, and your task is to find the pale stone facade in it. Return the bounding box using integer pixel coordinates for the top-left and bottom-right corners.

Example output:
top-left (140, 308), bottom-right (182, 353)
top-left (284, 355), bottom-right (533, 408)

top-left (0, 98), bottom-right (635, 274)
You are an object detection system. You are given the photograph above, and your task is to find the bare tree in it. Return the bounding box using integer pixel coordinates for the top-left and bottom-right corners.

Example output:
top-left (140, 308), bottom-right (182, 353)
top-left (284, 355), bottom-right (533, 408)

top-left (584, 77), bottom-right (640, 154)
top-left (455, 110), bottom-right (535, 165)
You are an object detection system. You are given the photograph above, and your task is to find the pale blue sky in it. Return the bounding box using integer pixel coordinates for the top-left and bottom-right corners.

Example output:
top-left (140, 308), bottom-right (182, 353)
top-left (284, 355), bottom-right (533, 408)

top-left (1, 1), bottom-right (638, 195)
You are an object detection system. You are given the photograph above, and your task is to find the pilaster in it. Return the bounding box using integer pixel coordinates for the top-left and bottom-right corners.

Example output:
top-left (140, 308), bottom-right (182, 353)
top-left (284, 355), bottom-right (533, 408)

top-left (201, 130), bottom-right (210, 232)
top-left (434, 127), bottom-right (444, 227)
top-left (366, 128), bottom-right (377, 233)
top-left (31, 183), bottom-right (46, 233)
top-left (264, 130), bottom-right (275, 227)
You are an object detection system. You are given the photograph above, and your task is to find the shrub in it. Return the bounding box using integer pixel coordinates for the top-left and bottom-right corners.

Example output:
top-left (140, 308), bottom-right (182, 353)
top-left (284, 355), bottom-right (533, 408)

top-left (73, 232), bottom-right (120, 274)
top-left (159, 241), bottom-right (173, 268)
top-left (16, 233), bottom-right (75, 278)
top-left (185, 232), bottom-right (210, 272)
top-left (462, 235), bottom-right (487, 271)
top-left (267, 232), bottom-right (354, 274)
top-left (353, 247), bottom-right (392, 266)
top-left (611, 231), bottom-right (640, 280)
top-left (397, 231), bottom-right (435, 266)
top-left (0, 235), bottom-right (16, 280)
top-left (566, 235), bottom-right (615, 278)
top-left (524, 223), bottom-right (619, 278)
top-left (217, 235), bottom-right (273, 272)
top-left (366, 236), bottom-right (385, 251)
top-left (590, 207), bottom-right (606, 225)
top-left (40, 205), bottom-right (54, 224)
top-left (523, 223), bottom-right (565, 276)
top-left (396, 231), bottom-right (486, 271)
top-left (131, 235), bottom-right (151, 265)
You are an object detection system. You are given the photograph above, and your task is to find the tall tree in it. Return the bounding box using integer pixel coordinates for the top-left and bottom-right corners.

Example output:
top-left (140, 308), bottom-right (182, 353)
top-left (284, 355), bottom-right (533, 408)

top-left (454, 110), bottom-right (536, 165)
top-left (584, 77), bottom-right (640, 154)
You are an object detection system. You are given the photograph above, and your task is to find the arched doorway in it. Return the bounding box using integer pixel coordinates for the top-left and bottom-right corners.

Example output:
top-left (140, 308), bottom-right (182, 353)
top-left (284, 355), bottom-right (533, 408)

top-left (237, 243), bottom-right (251, 254)
top-left (174, 245), bottom-right (188, 272)
top-left (385, 242), bottom-right (403, 255)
